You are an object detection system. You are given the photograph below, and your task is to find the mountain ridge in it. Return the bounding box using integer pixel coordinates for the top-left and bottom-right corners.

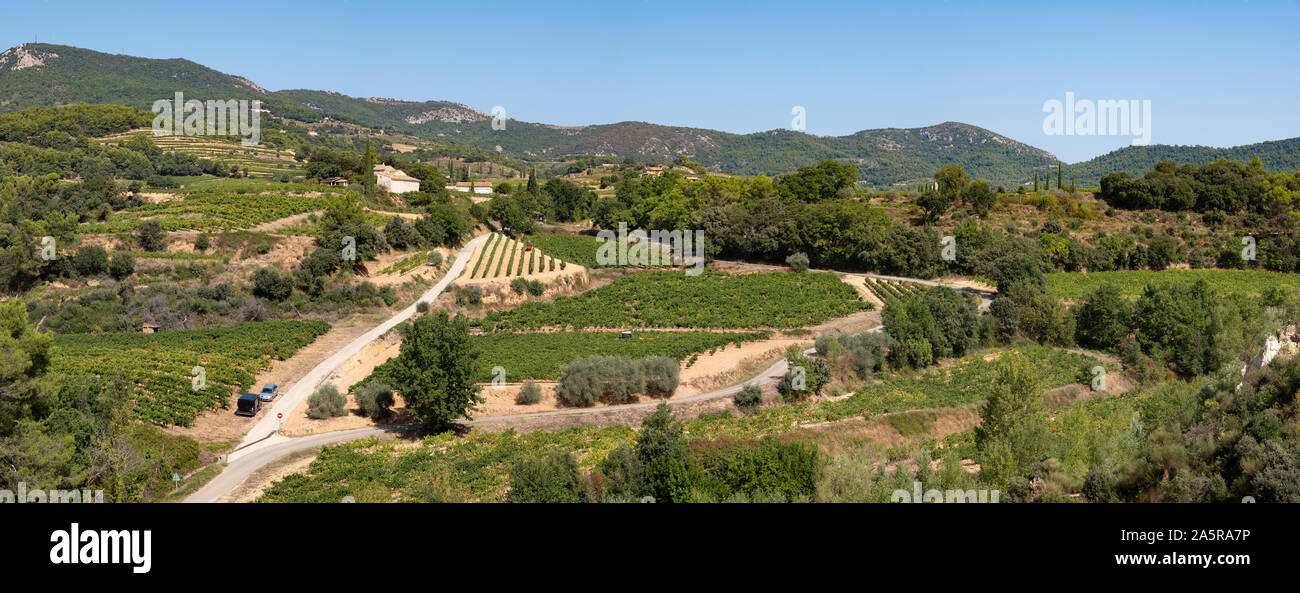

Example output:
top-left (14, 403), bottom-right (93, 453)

top-left (2, 42), bottom-right (1296, 186)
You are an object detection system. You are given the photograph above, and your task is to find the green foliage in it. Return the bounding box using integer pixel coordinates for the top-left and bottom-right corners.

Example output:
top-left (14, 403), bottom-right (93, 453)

top-left (555, 355), bottom-right (679, 406)
top-left (378, 311), bottom-right (482, 427)
top-left (734, 384), bottom-right (762, 415)
top-left (974, 354), bottom-right (1050, 486)
top-left (507, 450), bottom-right (585, 502)
top-left (469, 330), bottom-right (766, 383)
top-left (785, 252), bottom-right (810, 272)
top-left (51, 320), bottom-right (329, 425)
top-left (516, 380), bottom-right (542, 405)
top-left (476, 270), bottom-right (867, 330)
top-left (136, 220), bottom-right (165, 251)
top-left (354, 382), bottom-right (394, 421)
top-left (307, 384), bottom-right (347, 419)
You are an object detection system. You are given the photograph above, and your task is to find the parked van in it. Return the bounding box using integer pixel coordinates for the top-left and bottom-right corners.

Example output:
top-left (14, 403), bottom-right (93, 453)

top-left (236, 393), bottom-right (262, 416)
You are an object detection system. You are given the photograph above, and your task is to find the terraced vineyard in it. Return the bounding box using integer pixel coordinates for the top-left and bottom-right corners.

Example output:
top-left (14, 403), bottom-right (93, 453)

top-left (467, 330), bottom-right (771, 382)
top-left (863, 277), bottom-right (929, 305)
top-left (102, 132), bottom-right (300, 179)
top-left (79, 192), bottom-right (323, 232)
top-left (1045, 269), bottom-right (1300, 301)
top-left (522, 232), bottom-right (675, 269)
top-left (464, 233), bottom-right (567, 280)
top-left (50, 321), bottom-right (330, 426)
top-left (475, 270), bottom-right (868, 330)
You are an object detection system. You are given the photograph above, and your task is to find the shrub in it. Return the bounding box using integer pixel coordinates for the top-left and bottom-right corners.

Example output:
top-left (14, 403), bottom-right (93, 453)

top-left (73, 245), bottom-right (109, 277)
top-left (734, 384), bottom-right (762, 414)
top-left (416, 301), bottom-right (430, 313)
top-left (510, 277), bottom-right (544, 296)
top-left (426, 251), bottom-right (443, 268)
top-left (354, 381), bottom-right (395, 421)
top-left (194, 233), bottom-right (210, 252)
top-left (252, 267), bottom-right (293, 301)
top-left (108, 252), bottom-right (135, 280)
top-left (307, 384), bottom-right (347, 419)
top-left (507, 450), bottom-right (584, 502)
top-left (137, 220), bottom-right (166, 252)
top-left (516, 380), bottom-right (542, 405)
top-left (555, 355), bottom-right (679, 406)
top-left (786, 252), bottom-right (810, 272)
top-left (455, 285), bottom-right (483, 306)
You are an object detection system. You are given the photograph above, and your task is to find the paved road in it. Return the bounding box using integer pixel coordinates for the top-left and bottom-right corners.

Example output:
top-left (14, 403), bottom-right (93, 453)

top-left (186, 234), bottom-right (487, 503)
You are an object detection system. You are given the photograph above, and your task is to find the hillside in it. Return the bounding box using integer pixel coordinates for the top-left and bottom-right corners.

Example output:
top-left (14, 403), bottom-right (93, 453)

top-left (1066, 137), bottom-right (1300, 187)
top-left (5, 43), bottom-right (1298, 187)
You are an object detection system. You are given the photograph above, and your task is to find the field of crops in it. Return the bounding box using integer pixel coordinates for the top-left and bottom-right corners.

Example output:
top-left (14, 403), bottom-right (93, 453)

top-left (80, 192), bottom-right (323, 233)
top-left (467, 330), bottom-right (771, 382)
top-left (863, 277), bottom-right (928, 304)
top-left (465, 233), bottom-right (564, 280)
top-left (475, 270), bottom-right (868, 330)
top-left (1045, 269), bottom-right (1300, 301)
top-left (379, 251), bottom-right (431, 275)
top-left (50, 320), bottom-right (330, 426)
top-left (521, 232), bottom-right (674, 269)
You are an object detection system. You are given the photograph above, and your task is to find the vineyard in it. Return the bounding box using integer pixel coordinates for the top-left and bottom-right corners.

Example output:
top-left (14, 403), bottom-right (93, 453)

top-left (863, 277), bottom-right (929, 305)
top-left (467, 330), bottom-right (771, 382)
top-left (50, 321), bottom-right (330, 426)
top-left (379, 251), bottom-right (432, 275)
top-left (522, 232), bottom-right (675, 270)
top-left (79, 192), bottom-right (323, 233)
top-left (463, 233), bottom-right (567, 281)
top-left (474, 270), bottom-right (868, 330)
top-left (1045, 269), bottom-right (1300, 301)
top-left (102, 132), bottom-right (300, 179)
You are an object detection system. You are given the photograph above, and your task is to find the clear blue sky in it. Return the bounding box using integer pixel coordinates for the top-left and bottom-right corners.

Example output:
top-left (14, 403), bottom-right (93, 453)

top-left (5, 0), bottom-right (1298, 162)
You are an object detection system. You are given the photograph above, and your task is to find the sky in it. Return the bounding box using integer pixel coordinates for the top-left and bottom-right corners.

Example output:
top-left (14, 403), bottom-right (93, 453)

top-left (4, 0), bottom-right (1299, 162)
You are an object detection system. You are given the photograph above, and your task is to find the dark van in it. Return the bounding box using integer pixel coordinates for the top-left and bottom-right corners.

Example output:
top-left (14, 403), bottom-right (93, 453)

top-left (235, 393), bottom-right (262, 417)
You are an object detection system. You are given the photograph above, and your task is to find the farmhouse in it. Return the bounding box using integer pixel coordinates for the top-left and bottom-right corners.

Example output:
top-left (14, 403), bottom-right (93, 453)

top-left (320, 176), bottom-right (349, 187)
top-left (374, 164), bottom-right (420, 194)
top-left (445, 181), bottom-right (493, 195)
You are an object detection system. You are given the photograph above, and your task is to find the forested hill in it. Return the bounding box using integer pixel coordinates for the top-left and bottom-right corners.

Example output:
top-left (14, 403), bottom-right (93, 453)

top-left (7, 42), bottom-right (1297, 187)
top-left (1067, 138), bottom-right (1300, 187)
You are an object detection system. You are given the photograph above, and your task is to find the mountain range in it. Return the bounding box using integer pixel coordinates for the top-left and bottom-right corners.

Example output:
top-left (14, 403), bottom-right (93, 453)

top-left (2, 43), bottom-right (1296, 187)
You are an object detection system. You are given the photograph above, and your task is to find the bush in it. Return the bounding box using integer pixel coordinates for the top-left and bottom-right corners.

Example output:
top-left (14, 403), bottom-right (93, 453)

top-left (455, 285), bottom-right (483, 306)
top-left (786, 252), bottom-right (810, 272)
top-left (416, 301), bottom-right (430, 313)
top-left (516, 380), bottom-right (542, 405)
top-left (108, 252), bottom-right (135, 280)
top-left (354, 381), bottom-right (394, 421)
top-left (73, 245), bottom-right (109, 276)
top-left (510, 277), bottom-right (544, 296)
top-left (194, 233), bottom-right (210, 252)
top-left (307, 384), bottom-right (347, 419)
top-left (426, 251), bottom-right (443, 268)
top-left (555, 355), bottom-right (680, 406)
top-left (507, 450), bottom-right (584, 502)
top-left (137, 220), bottom-right (166, 252)
top-left (733, 384), bottom-right (762, 414)
top-left (252, 267), bottom-right (293, 301)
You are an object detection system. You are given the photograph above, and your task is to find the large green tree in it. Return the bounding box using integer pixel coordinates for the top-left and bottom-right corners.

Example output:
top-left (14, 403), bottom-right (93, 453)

top-left (975, 354), bottom-right (1050, 486)
top-left (384, 310), bottom-right (482, 427)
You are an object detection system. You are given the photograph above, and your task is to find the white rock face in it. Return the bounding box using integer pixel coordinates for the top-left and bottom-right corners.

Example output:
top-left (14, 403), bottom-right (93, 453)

top-left (1238, 323), bottom-right (1300, 390)
top-left (0, 44), bottom-right (59, 72)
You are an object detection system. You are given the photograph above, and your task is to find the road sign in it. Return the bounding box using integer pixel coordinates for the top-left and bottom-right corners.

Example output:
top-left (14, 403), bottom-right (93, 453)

top-left (172, 472), bottom-right (180, 492)
top-left (277, 412), bottom-right (283, 419)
